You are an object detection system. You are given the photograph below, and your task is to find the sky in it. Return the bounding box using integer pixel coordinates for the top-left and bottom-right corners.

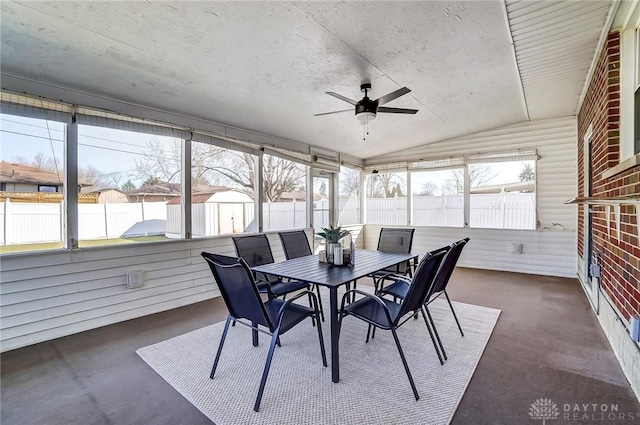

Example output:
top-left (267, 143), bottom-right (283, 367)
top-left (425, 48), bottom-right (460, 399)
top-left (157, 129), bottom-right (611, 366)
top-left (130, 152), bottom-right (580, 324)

top-left (1, 114), bottom-right (177, 187)
top-left (1, 113), bottom-right (534, 192)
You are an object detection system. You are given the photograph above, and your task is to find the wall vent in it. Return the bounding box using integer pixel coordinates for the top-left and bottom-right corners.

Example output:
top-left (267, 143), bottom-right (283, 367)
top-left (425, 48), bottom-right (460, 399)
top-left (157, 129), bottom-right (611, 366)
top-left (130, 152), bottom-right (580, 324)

top-left (126, 270), bottom-right (144, 289)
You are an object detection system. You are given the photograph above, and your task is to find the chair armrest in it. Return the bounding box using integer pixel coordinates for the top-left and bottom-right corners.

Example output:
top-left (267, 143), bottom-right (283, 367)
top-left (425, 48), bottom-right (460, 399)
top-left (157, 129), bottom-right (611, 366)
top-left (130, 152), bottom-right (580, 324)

top-left (255, 278), bottom-right (275, 297)
top-left (274, 290), bottom-right (318, 328)
top-left (340, 289), bottom-right (393, 324)
top-left (376, 272), bottom-right (411, 283)
top-left (373, 272), bottom-right (411, 293)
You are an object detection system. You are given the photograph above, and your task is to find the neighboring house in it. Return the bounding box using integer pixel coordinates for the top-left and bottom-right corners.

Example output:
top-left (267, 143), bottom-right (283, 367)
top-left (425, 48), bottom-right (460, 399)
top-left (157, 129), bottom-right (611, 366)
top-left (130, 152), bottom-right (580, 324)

top-left (126, 181), bottom-right (181, 203)
top-left (127, 181), bottom-right (250, 203)
top-left (0, 161), bottom-right (64, 193)
top-left (0, 161), bottom-right (96, 203)
top-left (81, 186), bottom-right (129, 203)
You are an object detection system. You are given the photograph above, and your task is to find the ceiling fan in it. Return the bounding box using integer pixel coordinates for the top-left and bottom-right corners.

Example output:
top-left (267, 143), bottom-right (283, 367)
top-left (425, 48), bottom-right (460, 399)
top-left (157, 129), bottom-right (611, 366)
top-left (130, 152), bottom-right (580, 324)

top-left (315, 83), bottom-right (418, 122)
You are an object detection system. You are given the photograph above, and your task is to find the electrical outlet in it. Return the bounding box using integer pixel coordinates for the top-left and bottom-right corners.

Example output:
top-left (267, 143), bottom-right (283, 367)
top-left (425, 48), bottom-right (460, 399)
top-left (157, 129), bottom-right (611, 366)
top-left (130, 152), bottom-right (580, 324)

top-left (126, 270), bottom-right (144, 289)
top-left (510, 243), bottom-right (523, 254)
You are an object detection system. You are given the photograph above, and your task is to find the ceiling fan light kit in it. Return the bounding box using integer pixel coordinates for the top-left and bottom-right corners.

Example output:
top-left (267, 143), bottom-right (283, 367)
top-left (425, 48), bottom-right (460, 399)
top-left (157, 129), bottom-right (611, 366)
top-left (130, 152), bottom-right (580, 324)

top-left (356, 111), bottom-right (376, 123)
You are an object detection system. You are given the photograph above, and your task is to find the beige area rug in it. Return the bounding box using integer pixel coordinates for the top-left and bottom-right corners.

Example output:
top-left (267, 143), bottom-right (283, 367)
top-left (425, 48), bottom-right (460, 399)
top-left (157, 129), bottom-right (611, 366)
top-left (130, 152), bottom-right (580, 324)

top-left (137, 294), bottom-right (500, 425)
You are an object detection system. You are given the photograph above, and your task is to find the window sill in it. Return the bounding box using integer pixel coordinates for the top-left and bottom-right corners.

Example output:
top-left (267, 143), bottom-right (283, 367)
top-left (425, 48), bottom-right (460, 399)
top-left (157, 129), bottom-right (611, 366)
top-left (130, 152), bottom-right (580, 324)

top-left (601, 153), bottom-right (640, 179)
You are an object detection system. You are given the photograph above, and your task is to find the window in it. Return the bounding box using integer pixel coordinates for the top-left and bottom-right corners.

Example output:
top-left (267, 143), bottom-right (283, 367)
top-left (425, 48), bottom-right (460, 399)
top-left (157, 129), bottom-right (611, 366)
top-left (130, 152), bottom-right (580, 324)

top-left (469, 160), bottom-right (536, 230)
top-left (262, 154), bottom-right (307, 231)
top-left (411, 168), bottom-right (464, 227)
top-left (38, 185), bottom-right (58, 193)
top-left (0, 113), bottom-right (65, 253)
top-left (77, 125), bottom-right (181, 247)
top-left (365, 171), bottom-right (407, 225)
top-left (617, 4), bottom-right (640, 161)
top-left (189, 140), bottom-right (255, 236)
top-left (338, 165), bottom-right (361, 225)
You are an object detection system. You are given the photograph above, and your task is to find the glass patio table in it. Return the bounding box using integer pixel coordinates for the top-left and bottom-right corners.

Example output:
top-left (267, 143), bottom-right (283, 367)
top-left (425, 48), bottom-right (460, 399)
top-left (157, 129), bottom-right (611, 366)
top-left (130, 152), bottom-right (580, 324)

top-left (252, 249), bottom-right (417, 383)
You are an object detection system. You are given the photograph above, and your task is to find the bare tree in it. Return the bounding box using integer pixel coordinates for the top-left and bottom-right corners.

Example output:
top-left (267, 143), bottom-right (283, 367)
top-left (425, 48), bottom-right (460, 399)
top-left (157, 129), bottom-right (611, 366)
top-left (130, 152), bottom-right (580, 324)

top-left (262, 155), bottom-right (306, 201)
top-left (31, 152), bottom-right (61, 173)
top-left (78, 165), bottom-right (110, 188)
top-left (366, 173), bottom-right (406, 198)
top-left (442, 165), bottom-right (496, 194)
top-left (417, 181), bottom-right (438, 196)
top-left (14, 153), bottom-right (112, 188)
top-left (340, 167), bottom-right (361, 197)
top-left (134, 137), bottom-right (182, 185)
top-left (12, 153), bottom-right (61, 173)
top-left (134, 139), bottom-right (306, 200)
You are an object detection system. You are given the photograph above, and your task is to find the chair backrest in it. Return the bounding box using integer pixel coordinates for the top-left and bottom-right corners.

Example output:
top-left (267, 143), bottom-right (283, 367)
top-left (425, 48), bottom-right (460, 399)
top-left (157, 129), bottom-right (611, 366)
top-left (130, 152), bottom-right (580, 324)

top-left (431, 238), bottom-right (469, 294)
top-left (231, 234), bottom-right (275, 267)
top-left (278, 230), bottom-right (312, 259)
top-left (201, 252), bottom-right (272, 329)
top-left (377, 228), bottom-right (415, 254)
top-left (396, 249), bottom-right (447, 323)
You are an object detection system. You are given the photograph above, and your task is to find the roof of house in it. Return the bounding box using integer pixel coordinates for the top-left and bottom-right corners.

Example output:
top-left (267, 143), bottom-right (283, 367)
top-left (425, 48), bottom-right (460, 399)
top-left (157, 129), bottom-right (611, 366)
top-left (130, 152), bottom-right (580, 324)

top-left (126, 182), bottom-right (181, 197)
top-left (0, 161), bottom-right (64, 186)
top-left (80, 186), bottom-right (126, 195)
top-left (128, 182), bottom-right (234, 198)
top-left (165, 187), bottom-right (239, 205)
top-left (0, 161), bottom-right (93, 187)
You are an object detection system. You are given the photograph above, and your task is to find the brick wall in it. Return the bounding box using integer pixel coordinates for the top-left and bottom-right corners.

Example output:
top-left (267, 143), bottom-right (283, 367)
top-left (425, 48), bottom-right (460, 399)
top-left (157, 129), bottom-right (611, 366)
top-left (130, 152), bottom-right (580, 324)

top-left (577, 31), bottom-right (640, 321)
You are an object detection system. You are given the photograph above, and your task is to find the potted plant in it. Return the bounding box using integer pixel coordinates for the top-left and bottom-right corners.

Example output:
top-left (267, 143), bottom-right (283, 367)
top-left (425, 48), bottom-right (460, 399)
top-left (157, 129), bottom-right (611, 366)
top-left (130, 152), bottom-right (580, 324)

top-left (317, 225), bottom-right (351, 265)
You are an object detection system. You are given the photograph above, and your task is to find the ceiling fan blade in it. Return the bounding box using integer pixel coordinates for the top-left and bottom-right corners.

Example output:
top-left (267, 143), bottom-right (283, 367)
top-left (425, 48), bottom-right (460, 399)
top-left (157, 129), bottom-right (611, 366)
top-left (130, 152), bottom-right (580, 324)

top-left (314, 109), bottom-right (353, 116)
top-left (326, 92), bottom-right (357, 105)
top-left (377, 106), bottom-right (418, 114)
top-left (375, 87), bottom-right (411, 106)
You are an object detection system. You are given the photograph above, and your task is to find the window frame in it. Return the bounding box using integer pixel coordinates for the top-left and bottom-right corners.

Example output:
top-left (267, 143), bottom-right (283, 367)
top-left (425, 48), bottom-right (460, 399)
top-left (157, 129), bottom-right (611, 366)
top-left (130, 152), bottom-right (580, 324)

top-left (0, 97), bottom-right (325, 255)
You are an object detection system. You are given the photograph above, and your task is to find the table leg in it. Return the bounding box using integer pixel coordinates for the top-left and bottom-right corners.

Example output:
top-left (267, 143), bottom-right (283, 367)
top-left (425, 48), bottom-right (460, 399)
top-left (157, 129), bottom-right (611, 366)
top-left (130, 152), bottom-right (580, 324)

top-left (329, 286), bottom-right (340, 383)
top-left (252, 322), bottom-right (258, 347)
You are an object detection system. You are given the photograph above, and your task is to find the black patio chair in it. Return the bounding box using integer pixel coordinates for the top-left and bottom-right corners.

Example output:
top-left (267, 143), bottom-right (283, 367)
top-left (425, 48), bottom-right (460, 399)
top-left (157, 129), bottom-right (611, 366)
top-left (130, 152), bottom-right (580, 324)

top-left (425, 237), bottom-right (469, 337)
top-left (377, 238), bottom-right (470, 360)
top-left (231, 234), bottom-right (310, 299)
top-left (201, 252), bottom-right (327, 412)
top-left (374, 244), bottom-right (452, 360)
top-left (337, 248), bottom-right (447, 400)
top-left (374, 227), bottom-right (416, 276)
top-left (278, 230), bottom-right (325, 321)
top-left (351, 227), bottom-right (416, 298)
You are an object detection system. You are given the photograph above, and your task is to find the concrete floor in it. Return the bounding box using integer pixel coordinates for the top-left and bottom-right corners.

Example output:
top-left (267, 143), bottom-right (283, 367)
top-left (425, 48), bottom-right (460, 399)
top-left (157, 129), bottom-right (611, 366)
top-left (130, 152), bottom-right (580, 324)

top-left (1, 268), bottom-right (638, 425)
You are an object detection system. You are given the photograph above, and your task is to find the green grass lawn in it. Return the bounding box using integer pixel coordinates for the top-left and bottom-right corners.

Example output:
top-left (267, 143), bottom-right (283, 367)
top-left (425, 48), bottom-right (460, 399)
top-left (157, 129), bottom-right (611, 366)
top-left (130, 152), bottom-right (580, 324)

top-left (1, 235), bottom-right (169, 254)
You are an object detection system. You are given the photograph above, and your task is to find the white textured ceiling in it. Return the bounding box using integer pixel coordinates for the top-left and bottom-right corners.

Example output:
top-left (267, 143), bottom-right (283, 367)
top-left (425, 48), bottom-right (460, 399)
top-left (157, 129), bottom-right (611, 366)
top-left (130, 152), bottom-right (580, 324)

top-left (0, 1), bottom-right (611, 160)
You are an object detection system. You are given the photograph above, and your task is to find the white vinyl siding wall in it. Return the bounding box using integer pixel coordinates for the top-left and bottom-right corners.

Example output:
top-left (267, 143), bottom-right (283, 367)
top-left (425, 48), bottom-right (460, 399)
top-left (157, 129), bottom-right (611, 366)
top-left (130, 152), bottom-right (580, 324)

top-left (0, 229), bottom-right (315, 352)
top-left (364, 117), bottom-right (577, 278)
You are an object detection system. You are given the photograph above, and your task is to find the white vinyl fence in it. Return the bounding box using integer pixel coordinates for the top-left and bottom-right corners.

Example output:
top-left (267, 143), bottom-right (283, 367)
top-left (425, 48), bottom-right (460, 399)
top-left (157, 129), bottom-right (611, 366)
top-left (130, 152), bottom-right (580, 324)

top-left (263, 201), bottom-right (306, 232)
top-left (1, 192), bottom-right (535, 245)
top-left (367, 193), bottom-right (535, 228)
top-left (167, 203), bottom-right (255, 238)
top-left (1, 200), bottom-right (168, 245)
top-left (1, 200), bottom-right (64, 245)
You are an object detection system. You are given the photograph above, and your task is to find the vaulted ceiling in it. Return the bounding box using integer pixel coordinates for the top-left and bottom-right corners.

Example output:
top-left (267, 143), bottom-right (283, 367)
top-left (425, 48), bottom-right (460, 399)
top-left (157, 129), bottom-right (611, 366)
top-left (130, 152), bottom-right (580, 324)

top-left (0, 1), bottom-right (613, 160)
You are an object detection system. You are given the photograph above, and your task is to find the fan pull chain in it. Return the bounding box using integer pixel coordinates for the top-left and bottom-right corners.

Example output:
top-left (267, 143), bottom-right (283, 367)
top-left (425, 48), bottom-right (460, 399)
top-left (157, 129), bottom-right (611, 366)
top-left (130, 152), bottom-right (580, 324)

top-left (363, 115), bottom-right (370, 141)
